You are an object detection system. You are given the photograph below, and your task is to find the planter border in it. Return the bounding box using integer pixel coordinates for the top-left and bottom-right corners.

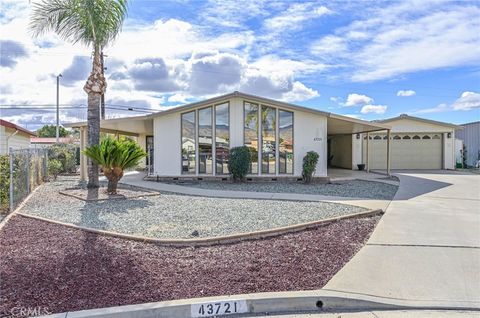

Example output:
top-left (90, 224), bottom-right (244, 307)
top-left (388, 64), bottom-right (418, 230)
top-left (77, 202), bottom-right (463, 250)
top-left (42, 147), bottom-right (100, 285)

top-left (16, 208), bottom-right (383, 247)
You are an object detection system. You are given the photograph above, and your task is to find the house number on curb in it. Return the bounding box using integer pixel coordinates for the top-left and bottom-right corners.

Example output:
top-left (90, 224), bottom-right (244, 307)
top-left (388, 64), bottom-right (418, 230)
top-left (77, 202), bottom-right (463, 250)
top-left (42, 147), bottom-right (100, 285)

top-left (191, 299), bottom-right (248, 317)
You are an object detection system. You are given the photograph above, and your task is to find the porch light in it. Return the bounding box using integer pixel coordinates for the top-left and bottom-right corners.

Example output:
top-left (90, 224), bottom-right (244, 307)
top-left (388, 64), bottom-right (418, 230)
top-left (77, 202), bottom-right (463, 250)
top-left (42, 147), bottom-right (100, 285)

top-left (447, 132), bottom-right (451, 138)
top-left (356, 133), bottom-right (360, 139)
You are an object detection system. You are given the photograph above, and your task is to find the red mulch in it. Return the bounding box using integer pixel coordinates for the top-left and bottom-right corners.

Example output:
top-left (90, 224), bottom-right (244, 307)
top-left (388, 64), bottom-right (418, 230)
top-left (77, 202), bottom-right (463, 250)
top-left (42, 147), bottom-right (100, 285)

top-left (0, 215), bottom-right (379, 315)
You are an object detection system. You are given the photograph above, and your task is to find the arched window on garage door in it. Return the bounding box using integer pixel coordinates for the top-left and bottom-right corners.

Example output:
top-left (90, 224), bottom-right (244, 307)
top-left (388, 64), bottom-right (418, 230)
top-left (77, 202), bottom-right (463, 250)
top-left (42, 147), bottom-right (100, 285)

top-left (393, 135), bottom-right (401, 140)
top-left (412, 135), bottom-right (421, 140)
top-left (403, 135), bottom-right (411, 140)
top-left (373, 135), bottom-right (382, 140)
top-left (432, 135), bottom-right (440, 139)
top-left (422, 135), bottom-right (431, 139)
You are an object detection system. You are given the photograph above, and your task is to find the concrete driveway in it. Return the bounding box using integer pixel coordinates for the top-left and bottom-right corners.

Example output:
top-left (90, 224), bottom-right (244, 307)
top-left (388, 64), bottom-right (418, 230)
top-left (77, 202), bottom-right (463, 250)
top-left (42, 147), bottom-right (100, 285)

top-left (324, 170), bottom-right (480, 309)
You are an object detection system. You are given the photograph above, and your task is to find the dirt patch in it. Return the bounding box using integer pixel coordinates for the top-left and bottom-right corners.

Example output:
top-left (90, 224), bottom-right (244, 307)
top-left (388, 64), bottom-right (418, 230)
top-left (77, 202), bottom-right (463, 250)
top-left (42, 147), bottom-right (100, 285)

top-left (59, 186), bottom-right (160, 201)
top-left (0, 215), bottom-right (379, 315)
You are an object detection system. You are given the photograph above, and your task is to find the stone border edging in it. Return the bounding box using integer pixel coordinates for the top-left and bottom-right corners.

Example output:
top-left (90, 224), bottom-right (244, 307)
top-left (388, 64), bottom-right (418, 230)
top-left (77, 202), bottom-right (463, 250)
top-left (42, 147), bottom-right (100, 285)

top-left (16, 208), bottom-right (383, 247)
top-left (37, 289), bottom-right (480, 318)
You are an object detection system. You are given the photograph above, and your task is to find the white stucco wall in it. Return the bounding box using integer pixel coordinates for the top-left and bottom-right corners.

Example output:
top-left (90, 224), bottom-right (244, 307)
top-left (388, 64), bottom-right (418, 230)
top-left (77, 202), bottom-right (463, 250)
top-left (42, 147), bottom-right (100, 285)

top-left (137, 134), bottom-right (147, 168)
top-left (352, 134), bottom-right (363, 170)
top-left (294, 111), bottom-right (327, 177)
top-left (329, 134), bottom-right (352, 169)
top-left (386, 118), bottom-right (453, 133)
top-left (154, 112), bottom-right (181, 176)
top-left (444, 131), bottom-right (455, 169)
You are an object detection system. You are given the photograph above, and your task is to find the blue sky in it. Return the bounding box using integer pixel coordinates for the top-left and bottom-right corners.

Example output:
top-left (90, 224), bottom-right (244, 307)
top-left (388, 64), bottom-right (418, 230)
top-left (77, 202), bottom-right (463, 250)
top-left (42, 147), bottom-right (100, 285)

top-left (0, 0), bottom-right (479, 129)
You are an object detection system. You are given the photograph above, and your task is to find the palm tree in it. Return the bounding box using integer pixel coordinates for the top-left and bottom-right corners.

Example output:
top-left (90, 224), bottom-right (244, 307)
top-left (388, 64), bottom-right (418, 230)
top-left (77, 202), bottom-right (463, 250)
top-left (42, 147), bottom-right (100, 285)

top-left (30, 0), bottom-right (128, 188)
top-left (83, 137), bottom-right (146, 194)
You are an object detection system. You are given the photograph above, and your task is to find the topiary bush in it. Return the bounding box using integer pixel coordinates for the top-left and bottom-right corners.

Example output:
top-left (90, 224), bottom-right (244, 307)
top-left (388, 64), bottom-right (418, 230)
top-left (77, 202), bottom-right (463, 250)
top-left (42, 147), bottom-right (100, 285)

top-left (228, 146), bottom-right (251, 182)
top-left (302, 151), bottom-right (319, 183)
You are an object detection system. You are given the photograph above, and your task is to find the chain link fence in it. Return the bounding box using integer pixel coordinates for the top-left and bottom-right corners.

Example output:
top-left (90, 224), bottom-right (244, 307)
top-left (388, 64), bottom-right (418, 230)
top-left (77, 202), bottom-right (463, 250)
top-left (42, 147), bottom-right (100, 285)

top-left (0, 145), bottom-right (79, 215)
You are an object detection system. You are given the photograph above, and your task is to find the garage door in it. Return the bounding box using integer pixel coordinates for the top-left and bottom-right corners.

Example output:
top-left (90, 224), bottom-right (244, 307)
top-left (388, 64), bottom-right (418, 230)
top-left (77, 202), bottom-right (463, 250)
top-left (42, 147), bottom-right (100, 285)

top-left (363, 133), bottom-right (443, 169)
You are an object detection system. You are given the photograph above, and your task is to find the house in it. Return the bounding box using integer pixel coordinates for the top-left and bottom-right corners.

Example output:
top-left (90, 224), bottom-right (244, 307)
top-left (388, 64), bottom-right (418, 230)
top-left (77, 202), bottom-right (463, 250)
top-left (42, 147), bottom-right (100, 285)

top-left (30, 137), bottom-right (76, 148)
top-left (354, 114), bottom-right (460, 170)
top-left (66, 91), bottom-right (393, 181)
top-left (456, 121), bottom-right (479, 167)
top-left (0, 119), bottom-right (36, 155)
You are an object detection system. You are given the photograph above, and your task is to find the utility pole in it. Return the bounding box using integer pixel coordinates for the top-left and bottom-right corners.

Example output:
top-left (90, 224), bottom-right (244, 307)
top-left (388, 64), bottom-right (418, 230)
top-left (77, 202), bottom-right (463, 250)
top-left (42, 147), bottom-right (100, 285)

top-left (56, 73), bottom-right (62, 143)
top-left (100, 52), bottom-right (106, 120)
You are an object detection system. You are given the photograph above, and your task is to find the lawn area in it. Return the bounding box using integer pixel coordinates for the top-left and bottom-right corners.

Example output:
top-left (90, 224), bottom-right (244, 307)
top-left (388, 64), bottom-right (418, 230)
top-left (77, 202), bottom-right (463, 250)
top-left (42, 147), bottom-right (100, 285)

top-left (0, 214), bottom-right (379, 315)
top-left (18, 177), bottom-right (367, 239)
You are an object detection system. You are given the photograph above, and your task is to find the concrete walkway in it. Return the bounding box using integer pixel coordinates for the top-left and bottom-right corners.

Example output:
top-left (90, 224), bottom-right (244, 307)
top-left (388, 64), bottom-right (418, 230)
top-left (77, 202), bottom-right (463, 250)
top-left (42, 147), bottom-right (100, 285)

top-left (324, 170), bottom-right (480, 308)
top-left (120, 172), bottom-right (392, 211)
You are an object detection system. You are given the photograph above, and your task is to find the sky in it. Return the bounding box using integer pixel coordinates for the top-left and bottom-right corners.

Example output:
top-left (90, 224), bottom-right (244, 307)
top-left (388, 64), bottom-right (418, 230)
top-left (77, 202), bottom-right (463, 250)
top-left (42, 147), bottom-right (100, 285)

top-left (0, 0), bottom-right (479, 130)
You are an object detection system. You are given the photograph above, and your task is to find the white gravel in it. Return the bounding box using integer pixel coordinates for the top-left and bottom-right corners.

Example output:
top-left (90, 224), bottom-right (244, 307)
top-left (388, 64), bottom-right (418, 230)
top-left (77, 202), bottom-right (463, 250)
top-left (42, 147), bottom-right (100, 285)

top-left (176, 180), bottom-right (399, 200)
top-left (19, 176), bottom-right (367, 239)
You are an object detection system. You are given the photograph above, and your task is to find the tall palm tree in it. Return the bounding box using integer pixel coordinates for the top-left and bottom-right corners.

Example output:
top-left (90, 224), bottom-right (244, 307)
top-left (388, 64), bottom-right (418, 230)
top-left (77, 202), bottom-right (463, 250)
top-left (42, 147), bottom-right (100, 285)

top-left (30, 0), bottom-right (128, 188)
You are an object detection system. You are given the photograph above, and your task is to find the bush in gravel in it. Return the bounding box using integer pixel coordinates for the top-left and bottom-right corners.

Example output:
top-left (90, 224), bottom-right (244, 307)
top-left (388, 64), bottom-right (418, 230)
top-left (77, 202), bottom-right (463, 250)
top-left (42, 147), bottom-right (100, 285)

top-left (228, 146), bottom-right (251, 182)
top-left (48, 159), bottom-right (63, 180)
top-left (302, 151), bottom-right (319, 183)
top-left (48, 144), bottom-right (77, 174)
top-left (0, 155), bottom-right (9, 211)
top-left (84, 137), bottom-right (146, 194)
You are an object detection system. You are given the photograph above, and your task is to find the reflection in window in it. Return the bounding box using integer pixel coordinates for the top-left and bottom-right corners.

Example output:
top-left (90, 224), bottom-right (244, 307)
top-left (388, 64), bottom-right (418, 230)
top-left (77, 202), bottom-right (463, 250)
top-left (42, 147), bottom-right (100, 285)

top-left (403, 135), bottom-right (411, 140)
top-left (383, 136), bottom-right (388, 140)
top-left (181, 111), bottom-right (196, 174)
top-left (279, 110), bottom-right (293, 174)
top-left (198, 107), bottom-right (212, 174)
top-left (422, 135), bottom-right (431, 139)
top-left (244, 102), bottom-right (259, 174)
top-left (261, 105), bottom-right (276, 174)
top-left (412, 135), bottom-right (421, 139)
top-left (215, 103), bottom-right (230, 174)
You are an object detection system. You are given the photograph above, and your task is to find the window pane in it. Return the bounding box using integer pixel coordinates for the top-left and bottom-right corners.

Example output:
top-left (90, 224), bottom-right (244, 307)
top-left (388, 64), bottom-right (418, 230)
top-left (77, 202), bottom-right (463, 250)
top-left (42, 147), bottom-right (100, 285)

top-left (215, 103), bottom-right (230, 174)
top-left (181, 111), bottom-right (196, 174)
top-left (279, 110), bottom-right (293, 174)
top-left (198, 107), bottom-right (213, 174)
top-left (261, 105), bottom-right (276, 174)
top-left (244, 102), bottom-right (259, 174)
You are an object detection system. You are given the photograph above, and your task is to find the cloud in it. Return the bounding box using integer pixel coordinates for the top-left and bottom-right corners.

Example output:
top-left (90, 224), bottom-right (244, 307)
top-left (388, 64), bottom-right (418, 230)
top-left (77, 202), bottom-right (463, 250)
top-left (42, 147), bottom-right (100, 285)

top-left (452, 91), bottom-right (480, 111)
top-left (61, 56), bottom-right (91, 86)
top-left (0, 39), bottom-right (28, 68)
top-left (310, 2), bottom-right (480, 82)
top-left (397, 89), bottom-right (416, 97)
top-left (414, 103), bottom-right (450, 114)
top-left (361, 104), bottom-right (387, 114)
top-left (264, 3), bottom-right (332, 31)
top-left (345, 93), bottom-right (373, 106)
top-left (128, 57), bottom-right (185, 92)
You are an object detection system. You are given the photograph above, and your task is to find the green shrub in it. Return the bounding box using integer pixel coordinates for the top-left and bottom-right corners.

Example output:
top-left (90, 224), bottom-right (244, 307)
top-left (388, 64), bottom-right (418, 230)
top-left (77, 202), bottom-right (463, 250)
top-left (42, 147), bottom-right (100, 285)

top-left (228, 146), bottom-right (251, 182)
top-left (0, 155), bottom-right (9, 211)
top-left (48, 144), bottom-right (77, 174)
top-left (302, 151), bottom-right (319, 183)
top-left (48, 159), bottom-right (63, 180)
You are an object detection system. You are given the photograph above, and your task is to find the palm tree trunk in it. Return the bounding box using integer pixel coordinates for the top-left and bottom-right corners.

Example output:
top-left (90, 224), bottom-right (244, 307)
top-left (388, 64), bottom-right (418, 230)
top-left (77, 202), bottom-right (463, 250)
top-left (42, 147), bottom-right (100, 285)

top-left (84, 47), bottom-right (106, 188)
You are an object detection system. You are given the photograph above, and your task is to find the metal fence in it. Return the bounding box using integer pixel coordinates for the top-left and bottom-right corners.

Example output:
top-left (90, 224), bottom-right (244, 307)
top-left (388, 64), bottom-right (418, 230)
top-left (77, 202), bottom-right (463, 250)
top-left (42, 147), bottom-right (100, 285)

top-left (8, 148), bottom-right (49, 212)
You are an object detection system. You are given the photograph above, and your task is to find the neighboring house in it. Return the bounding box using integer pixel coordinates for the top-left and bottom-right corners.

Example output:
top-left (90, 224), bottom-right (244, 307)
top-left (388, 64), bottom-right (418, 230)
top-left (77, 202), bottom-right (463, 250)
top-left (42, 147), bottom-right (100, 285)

top-left (353, 114), bottom-right (459, 170)
top-left (456, 121), bottom-right (480, 167)
top-left (0, 120), bottom-right (36, 155)
top-left (30, 137), bottom-right (76, 148)
top-left (66, 93), bottom-right (462, 180)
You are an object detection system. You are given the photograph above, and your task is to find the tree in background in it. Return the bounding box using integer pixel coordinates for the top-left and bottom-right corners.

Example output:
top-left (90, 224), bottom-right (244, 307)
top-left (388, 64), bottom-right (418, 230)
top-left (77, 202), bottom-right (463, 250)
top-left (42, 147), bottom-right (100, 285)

top-left (37, 125), bottom-right (69, 138)
top-left (30, 0), bottom-right (128, 188)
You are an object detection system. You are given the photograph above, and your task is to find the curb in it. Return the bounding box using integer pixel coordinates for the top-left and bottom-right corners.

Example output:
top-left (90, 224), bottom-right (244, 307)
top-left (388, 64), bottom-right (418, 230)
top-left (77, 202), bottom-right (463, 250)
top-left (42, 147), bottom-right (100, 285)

top-left (36, 289), bottom-right (480, 318)
top-left (16, 208), bottom-right (383, 247)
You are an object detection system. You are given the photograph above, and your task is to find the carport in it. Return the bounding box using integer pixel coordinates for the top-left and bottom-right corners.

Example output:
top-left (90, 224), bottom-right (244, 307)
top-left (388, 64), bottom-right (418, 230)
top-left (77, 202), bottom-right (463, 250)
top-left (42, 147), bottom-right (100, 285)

top-left (326, 114), bottom-right (392, 175)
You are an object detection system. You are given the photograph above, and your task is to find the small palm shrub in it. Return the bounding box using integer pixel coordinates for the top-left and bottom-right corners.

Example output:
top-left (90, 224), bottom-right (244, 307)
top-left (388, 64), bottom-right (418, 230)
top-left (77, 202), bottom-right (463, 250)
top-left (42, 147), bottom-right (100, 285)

top-left (302, 151), bottom-right (319, 183)
top-left (228, 146), bottom-right (251, 182)
top-left (83, 137), bottom-right (146, 194)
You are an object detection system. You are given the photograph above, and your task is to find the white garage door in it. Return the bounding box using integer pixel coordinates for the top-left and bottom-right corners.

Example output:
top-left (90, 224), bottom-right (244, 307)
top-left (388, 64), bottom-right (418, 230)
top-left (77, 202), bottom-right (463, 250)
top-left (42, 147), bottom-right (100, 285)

top-left (363, 133), bottom-right (443, 169)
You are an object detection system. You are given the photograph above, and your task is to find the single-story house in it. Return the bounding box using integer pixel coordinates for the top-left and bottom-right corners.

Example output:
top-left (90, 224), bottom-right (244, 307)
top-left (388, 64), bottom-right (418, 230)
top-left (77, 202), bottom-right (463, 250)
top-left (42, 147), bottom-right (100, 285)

top-left (0, 119), bottom-right (36, 155)
top-left (456, 121), bottom-right (479, 167)
top-left (66, 91), bottom-right (393, 181)
top-left (30, 137), bottom-right (77, 148)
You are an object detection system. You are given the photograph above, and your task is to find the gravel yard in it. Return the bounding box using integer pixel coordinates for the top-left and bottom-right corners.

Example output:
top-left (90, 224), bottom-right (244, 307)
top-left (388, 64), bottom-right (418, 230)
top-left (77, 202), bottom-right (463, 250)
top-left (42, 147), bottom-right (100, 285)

top-left (176, 179), bottom-right (399, 200)
top-left (18, 177), bottom-right (367, 239)
top-left (0, 214), bottom-right (380, 315)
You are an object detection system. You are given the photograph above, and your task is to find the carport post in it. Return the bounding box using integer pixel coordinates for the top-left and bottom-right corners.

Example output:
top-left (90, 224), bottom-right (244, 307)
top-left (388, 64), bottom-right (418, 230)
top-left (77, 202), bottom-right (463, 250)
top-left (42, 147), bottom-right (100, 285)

top-left (79, 127), bottom-right (87, 181)
top-left (387, 129), bottom-right (391, 176)
top-left (366, 132), bottom-right (370, 173)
